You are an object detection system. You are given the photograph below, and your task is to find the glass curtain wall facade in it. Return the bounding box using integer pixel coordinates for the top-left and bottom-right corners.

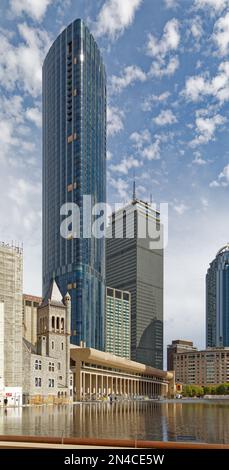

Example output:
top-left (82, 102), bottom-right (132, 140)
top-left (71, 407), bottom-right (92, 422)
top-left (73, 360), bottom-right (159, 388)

top-left (43, 19), bottom-right (106, 349)
top-left (206, 245), bottom-right (229, 348)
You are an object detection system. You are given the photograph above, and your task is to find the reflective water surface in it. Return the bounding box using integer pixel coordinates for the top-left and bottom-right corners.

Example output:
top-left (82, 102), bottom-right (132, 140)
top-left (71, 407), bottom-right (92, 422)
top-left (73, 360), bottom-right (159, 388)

top-left (1, 400), bottom-right (229, 444)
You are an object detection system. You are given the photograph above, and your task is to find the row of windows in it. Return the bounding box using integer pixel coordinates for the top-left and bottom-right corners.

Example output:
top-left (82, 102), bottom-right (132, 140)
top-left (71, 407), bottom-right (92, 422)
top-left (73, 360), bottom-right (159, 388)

top-left (51, 341), bottom-right (64, 351)
top-left (35, 377), bottom-right (55, 388)
top-left (35, 360), bottom-right (61, 371)
top-left (51, 316), bottom-right (65, 331)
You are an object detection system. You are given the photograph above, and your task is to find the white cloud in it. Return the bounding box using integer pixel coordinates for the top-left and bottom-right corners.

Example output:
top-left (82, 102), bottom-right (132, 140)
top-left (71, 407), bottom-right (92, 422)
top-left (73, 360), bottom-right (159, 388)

top-left (110, 156), bottom-right (142, 175)
top-left (25, 107), bottom-right (42, 128)
top-left (107, 151), bottom-right (112, 161)
top-left (210, 163), bottom-right (229, 187)
top-left (94, 0), bottom-right (142, 40)
top-left (201, 197), bottom-right (209, 209)
top-left (141, 91), bottom-right (170, 111)
top-left (130, 129), bottom-right (162, 160)
top-left (192, 151), bottom-right (207, 165)
top-left (149, 56), bottom-right (179, 78)
top-left (190, 17), bottom-right (203, 41)
top-left (0, 22), bottom-right (51, 97)
top-left (10, 0), bottom-right (53, 21)
top-left (183, 61), bottom-right (229, 103)
top-left (213, 11), bottom-right (229, 56)
top-left (147, 18), bottom-right (180, 79)
top-left (130, 129), bottom-right (151, 150)
top-left (9, 178), bottom-right (41, 207)
top-left (209, 180), bottom-right (220, 187)
top-left (0, 94), bottom-right (38, 164)
top-left (164, 0), bottom-right (178, 7)
top-left (142, 140), bottom-right (161, 160)
top-left (153, 109), bottom-right (177, 126)
top-left (147, 18), bottom-right (180, 58)
top-left (190, 113), bottom-right (226, 146)
top-left (107, 105), bottom-right (124, 136)
top-left (173, 203), bottom-right (189, 215)
top-left (109, 177), bottom-right (129, 200)
top-left (110, 65), bottom-right (147, 94)
top-left (194, 0), bottom-right (229, 12)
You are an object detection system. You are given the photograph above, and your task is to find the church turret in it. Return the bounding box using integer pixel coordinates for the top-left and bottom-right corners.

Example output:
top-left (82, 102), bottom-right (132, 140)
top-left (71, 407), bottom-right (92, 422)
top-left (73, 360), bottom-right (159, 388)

top-left (64, 292), bottom-right (71, 336)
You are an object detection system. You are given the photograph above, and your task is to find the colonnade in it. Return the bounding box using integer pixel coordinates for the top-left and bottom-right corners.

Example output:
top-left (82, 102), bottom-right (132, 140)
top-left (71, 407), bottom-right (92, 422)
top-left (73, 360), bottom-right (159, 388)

top-left (77, 370), bottom-right (168, 400)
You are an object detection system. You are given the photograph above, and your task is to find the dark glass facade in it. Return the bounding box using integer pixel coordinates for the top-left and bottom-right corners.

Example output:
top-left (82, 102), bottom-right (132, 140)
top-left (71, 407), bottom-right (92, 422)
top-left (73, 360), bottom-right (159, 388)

top-left (42, 19), bottom-right (106, 349)
top-left (206, 246), bottom-right (229, 348)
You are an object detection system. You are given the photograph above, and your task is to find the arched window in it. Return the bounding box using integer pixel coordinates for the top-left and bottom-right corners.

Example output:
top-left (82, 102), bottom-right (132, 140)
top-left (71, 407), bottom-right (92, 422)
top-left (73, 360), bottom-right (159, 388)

top-left (40, 319), bottom-right (43, 332)
top-left (61, 318), bottom-right (64, 331)
top-left (52, 316), bottom-right (55, 330)
top-left (56, 317), bottom-right (60, 330)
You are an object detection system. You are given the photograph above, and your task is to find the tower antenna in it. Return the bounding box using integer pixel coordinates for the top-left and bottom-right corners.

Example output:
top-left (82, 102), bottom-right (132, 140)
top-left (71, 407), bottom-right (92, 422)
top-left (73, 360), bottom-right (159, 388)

top-left (133, 172), bottom-right (136, 202)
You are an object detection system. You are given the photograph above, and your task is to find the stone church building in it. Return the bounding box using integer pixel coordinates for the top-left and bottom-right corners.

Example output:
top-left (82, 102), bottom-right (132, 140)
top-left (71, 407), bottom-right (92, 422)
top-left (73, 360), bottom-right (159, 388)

top-left (23, 281), bottom-right (73, 404)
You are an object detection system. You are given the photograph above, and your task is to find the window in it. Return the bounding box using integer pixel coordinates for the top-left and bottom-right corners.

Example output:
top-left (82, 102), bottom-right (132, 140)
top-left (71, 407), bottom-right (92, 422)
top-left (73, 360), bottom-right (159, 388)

top-left (49, 362), bottom-right (54, 372)
top-left (52, 341), bottom-right (54, 350)
top-left (123, 292), bottom-right (130, 301)
top-left (61, 318), bottom-right (64, 331)
top-left (56, 317), bottom-right (60, 330)
top-left (115, 290), bottom-right (122, 299)
top-left (58, 362), bottom-right (61, 371)
top-left (61, 342), bottom-right (64, 351)
top-left (67, 42), bottom-right (72, 55)
top-left (59, 376), bottom-right (63, 380)
top-left (38, 360), bottom-right (42, 370)
top-left (35, 360), bottom-right (38, 370)
top-left (52, 316), bottom-right (55, 330)
top-left (107, 288), bottom-right (114, 297)
top-left (49, 378), bottom-right (55, 388)
top-left (35, 377), bottom-right (41, 387)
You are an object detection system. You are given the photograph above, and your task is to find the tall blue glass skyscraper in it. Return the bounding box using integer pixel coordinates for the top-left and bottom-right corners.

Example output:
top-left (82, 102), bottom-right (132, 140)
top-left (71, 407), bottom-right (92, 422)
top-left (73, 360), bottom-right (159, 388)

top-left (42, 19), bottom-right (106, 349)
top-left (206, 245), bottom-right (229, 348)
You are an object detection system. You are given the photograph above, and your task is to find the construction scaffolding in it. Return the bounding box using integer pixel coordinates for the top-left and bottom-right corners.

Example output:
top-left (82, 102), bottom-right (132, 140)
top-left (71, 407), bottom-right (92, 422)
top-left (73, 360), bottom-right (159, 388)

top-left (0, 242), bottom-right (23, 387)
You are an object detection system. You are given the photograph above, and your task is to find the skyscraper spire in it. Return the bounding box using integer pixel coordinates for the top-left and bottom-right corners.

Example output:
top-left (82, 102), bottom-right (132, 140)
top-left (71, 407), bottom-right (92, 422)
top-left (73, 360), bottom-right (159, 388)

top-left (133, 179), bottom-right (136, 201)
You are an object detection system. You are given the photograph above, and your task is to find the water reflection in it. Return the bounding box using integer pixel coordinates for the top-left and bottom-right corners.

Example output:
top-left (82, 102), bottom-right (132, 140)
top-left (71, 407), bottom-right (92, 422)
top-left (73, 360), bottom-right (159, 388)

top-left (0, 401), bottom-right (229, 444)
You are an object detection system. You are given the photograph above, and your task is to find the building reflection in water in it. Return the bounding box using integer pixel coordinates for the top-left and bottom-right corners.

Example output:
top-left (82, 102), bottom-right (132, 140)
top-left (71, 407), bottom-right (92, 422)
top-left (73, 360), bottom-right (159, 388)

top-left (0, 402), bottom-right (229, 444)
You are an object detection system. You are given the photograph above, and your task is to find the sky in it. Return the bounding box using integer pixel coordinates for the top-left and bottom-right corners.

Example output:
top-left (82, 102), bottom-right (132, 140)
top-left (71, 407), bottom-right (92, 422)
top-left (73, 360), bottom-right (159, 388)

top-left (0, 0), bottom-right (229, 354)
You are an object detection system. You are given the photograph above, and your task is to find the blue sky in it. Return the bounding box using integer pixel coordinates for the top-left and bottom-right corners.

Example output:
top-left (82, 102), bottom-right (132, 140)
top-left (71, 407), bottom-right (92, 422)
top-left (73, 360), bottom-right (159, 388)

top-left (0, 0), bottom-right (229, 353)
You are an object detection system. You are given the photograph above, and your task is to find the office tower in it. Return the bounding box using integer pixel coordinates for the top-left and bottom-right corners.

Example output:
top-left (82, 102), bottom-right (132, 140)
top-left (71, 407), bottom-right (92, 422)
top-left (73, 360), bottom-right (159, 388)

top-left (167, 339), bottom-right (197, 371)
top-left (23, 294), bottom-right (42, 345)
top-left (0, 242), bottom-right (23, 387)
top-left (106, 287), bottom-right (131, 359)
top-left (172, 346), bottom-right (229, 386)
top-left (42, 19), bottom-right (106, 349)
top-left (106, 198), bottom-right (164, 369)
top-left (206, 244), bottom-right (229, 347)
